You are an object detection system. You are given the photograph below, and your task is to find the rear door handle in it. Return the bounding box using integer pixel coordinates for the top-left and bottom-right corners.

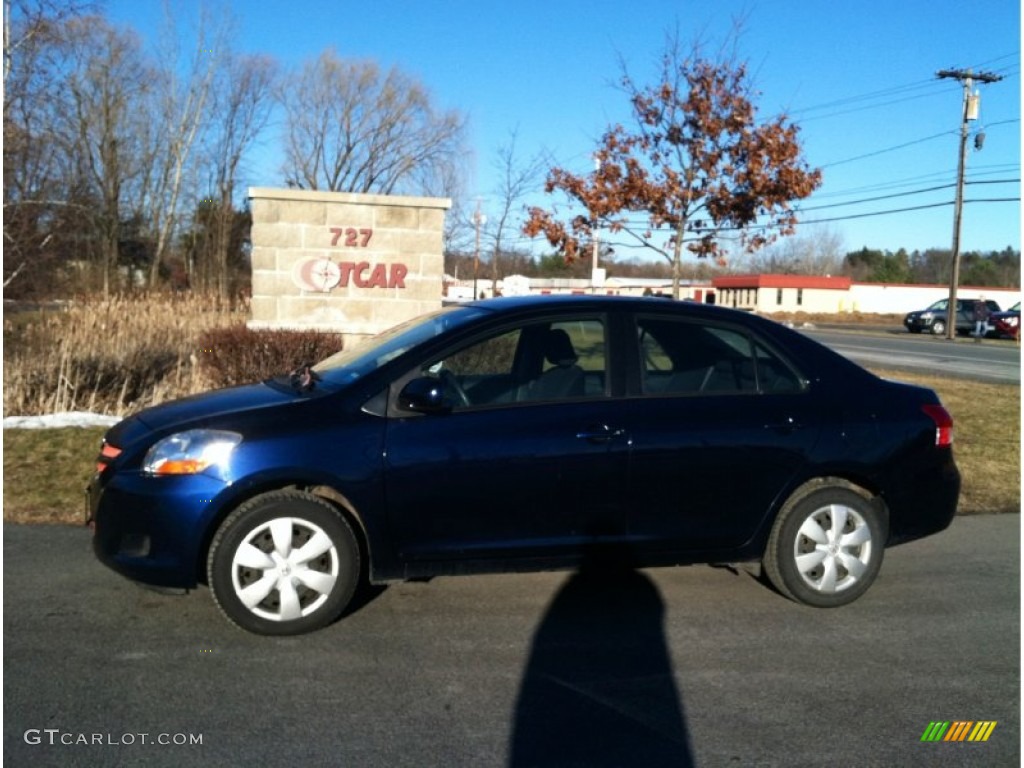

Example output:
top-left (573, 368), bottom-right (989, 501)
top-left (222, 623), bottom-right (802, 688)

top-left (576, 425), bottom-right (627, 443)
top-left (765, 417), bottom-right (803, 434)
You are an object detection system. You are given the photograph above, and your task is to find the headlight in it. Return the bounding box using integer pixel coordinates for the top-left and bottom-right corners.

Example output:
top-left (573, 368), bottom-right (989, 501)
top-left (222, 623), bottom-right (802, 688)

top-left (921, 312), bottom-right (933, 320)
top-left (143, 429), bottom-right (242, 476)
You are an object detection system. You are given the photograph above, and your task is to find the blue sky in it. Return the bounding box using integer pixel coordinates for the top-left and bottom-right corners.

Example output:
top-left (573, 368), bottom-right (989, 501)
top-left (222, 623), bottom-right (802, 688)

top-left (104, 0), bottom-right (1021, 262)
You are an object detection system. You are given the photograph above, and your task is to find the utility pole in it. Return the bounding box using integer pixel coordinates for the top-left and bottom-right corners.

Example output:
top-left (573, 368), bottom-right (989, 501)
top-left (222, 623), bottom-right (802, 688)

top-left (936, 68), bottom-right (1003, 340)
top-left (472, 200), bottom-right (485, 301)
top-left (591, 155), bottom-right (601, 294)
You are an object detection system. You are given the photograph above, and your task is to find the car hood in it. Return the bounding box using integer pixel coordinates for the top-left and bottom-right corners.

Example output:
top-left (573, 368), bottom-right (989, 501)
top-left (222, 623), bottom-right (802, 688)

top-left (104, 382), bottom-right (302, 449)
top-left (132, 381), bottom-right (299, 432)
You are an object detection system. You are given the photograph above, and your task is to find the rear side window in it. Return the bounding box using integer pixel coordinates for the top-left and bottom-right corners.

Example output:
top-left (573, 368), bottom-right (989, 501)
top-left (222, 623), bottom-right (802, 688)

top-left (637, 316), bottom-right (803, 395)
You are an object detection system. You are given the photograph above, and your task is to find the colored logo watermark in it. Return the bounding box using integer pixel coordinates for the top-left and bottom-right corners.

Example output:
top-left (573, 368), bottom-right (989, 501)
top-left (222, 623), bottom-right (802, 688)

top-left (921, 721), bottom-right (997, 742)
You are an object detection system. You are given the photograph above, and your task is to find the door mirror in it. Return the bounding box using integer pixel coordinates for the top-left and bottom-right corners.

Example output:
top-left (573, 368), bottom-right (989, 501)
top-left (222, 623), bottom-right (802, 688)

top-left (398, 377), bottom-right (450, 414)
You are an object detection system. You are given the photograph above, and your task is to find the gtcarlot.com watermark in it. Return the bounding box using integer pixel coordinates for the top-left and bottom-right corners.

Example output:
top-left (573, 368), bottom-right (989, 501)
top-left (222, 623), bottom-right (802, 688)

top-left (24, 729), bottom-right (203, 747)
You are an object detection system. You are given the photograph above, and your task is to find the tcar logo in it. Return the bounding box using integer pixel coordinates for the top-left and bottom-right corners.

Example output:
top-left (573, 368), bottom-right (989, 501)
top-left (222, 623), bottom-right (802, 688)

top-left (291, 259), bottom-right (408, 292)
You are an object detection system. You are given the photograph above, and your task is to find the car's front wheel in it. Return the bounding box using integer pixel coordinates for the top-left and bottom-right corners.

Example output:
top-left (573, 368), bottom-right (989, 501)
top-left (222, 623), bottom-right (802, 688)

top-left (207, 490), bottom-right (360, 635)
top-left (930, 319), bottom-right (946, 335)
top-left (763, 486), bottom-right (886, 608)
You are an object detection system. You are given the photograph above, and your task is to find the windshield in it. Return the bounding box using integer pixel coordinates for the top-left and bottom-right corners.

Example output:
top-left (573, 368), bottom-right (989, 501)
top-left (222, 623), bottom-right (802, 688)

top-left (312, 305), bottom-right (488, 386)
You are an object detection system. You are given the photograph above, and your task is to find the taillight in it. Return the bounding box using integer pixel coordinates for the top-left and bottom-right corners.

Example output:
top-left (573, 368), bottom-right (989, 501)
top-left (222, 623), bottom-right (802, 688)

top-left (922, 404), bottom-right (954, 447)
top-left (96, 442), bottom-right (122, 473)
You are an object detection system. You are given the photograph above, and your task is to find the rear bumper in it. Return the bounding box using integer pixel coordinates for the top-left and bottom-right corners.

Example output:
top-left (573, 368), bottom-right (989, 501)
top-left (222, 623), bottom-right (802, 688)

top-left (885, 453), bottom-right (960, 546)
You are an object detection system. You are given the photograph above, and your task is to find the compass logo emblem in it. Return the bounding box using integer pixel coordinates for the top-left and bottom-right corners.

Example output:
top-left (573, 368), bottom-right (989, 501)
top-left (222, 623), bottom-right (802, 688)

top-left (292, 258), bottom-right (341, 292)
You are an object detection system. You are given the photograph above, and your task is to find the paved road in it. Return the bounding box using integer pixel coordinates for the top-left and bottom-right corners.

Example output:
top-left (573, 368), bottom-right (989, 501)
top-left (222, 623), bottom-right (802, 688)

top-left (3, 517), bottom-right (1019, 767)
top-left (804, 327), bottom-right (1020, 384)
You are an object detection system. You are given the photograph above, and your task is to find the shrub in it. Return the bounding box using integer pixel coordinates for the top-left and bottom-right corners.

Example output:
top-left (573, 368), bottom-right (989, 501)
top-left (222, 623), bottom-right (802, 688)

top-left (196, 326), bottom-right (344, 387)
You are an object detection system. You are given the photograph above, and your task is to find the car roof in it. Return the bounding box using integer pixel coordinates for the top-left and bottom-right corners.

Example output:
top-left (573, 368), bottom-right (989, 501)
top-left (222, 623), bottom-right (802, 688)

top-left (464, 293), bottom-right (740, 318)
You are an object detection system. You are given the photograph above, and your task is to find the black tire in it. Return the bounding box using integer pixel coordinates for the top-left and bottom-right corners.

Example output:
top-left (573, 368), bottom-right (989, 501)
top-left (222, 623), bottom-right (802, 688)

top-left (207, 490), bottom-right (360, 635)
top-left (763, 486), bottom-right (886, 608)
top-left (930, 320), bottom-right (946, 336)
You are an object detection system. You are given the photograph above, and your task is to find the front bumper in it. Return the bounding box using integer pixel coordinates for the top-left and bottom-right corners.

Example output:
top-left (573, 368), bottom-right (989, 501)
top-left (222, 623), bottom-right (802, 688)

top-left (903, 316), bottom-right (934, 332)
top-left (88, 470), bottom-right (228, 589)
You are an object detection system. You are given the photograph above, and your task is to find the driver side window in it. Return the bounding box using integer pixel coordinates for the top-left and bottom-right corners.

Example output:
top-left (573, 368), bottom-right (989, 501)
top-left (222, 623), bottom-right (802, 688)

top-left (423, 317), bottom-right (607, 408)
top-left (427, 328), bottom-right (523, 407)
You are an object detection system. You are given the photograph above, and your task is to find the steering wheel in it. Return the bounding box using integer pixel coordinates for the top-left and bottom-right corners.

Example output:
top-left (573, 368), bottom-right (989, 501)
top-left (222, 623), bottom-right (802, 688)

top-left (439, 368), bottom-right (471, 407)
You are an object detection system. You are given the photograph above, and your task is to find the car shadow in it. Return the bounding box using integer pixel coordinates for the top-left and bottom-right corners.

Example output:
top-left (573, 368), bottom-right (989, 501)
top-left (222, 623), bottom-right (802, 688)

top-left (508, 547), bottom-right (694, 767)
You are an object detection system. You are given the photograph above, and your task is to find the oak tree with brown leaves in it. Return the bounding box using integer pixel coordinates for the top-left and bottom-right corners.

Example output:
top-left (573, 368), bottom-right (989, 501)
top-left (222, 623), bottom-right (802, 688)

top-left (524, 40), bottom-right (822, 298)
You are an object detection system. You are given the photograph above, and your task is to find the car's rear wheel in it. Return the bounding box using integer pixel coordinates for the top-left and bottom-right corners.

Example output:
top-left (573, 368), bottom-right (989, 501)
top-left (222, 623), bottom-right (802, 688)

top-left (930, 319), bottom-right (946, 335)
top-left (763, 486), bottom-right (886, 608)
top-left (207, 490), bottom-right (360, 635)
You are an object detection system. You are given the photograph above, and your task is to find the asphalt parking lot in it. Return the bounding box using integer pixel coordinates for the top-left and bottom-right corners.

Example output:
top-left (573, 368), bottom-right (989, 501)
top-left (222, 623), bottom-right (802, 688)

top-left (3, 514), bottom-right (1019, 767)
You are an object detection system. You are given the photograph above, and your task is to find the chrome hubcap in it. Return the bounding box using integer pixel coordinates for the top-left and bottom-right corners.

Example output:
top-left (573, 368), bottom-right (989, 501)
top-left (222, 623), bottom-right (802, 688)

top-left (231, 517), bottom-right (339, 621)
top-left (793, 503), bottom-right (872, 593)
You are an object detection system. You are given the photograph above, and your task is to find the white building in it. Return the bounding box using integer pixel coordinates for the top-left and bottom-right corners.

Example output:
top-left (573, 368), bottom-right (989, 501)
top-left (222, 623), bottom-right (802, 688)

top-left (446, 271), bottom-right (1020, 315)
top-left (712, 274), bottom-right (1019, 314)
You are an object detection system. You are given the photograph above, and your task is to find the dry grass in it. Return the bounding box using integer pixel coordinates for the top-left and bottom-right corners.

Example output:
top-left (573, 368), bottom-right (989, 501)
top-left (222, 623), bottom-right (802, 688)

top-left (2, 427), bottom-right (103, 524)
top-left (3, 294), bottom-right (246, 417)
top-left (767, 311), bottom-right (903, 327)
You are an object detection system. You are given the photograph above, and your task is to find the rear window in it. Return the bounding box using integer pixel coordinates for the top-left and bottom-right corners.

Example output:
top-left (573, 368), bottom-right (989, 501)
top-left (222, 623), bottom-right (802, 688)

top-left (637, 316), bottom-right (804, 395)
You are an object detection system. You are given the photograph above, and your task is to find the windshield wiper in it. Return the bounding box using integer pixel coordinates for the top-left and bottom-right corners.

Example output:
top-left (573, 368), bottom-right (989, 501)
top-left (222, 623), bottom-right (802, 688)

top-left (288, 362), bottom-right (321, 393)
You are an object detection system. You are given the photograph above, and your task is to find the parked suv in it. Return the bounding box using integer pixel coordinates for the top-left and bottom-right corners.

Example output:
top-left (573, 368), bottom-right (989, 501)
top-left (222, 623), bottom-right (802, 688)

top-left (903, 297), bottom-right (1001, 336)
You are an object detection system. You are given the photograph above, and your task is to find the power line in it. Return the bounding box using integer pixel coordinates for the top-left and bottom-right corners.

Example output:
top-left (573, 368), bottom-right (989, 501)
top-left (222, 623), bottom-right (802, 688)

top-left (793, 198), bottom-right (1017, 227)
top-left (785, 53), bottom-right (1019, 122)
top-left (794, 179), bottom-right (1018, 213)
top-left (605, 194), bottom-right (1017, 237)
top-left (795, 87), bottom-right (951, 123)
top-left (819, 131), bottom-right (955, 169)
top-left (815, 119), bottom-right (1018, 173)
top-left (809, 162), bottom-right (1019, 200)
top-left (789, 79), bottom-right (943, 116)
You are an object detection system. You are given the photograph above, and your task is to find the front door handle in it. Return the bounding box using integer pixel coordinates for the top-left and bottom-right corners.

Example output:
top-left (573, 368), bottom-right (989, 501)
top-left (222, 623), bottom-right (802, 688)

top-left (576, 425), bottom-right (627, 443)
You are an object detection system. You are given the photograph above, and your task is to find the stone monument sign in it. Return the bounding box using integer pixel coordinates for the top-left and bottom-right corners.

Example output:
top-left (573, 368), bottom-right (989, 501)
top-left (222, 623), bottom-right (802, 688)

top-left (248, 187), bottom-right (450, 344)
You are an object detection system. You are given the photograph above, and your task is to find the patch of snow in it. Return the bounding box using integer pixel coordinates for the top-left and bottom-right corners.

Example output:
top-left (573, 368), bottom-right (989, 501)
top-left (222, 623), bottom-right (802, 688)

top-left (2, 411), bottom-right (121, 429)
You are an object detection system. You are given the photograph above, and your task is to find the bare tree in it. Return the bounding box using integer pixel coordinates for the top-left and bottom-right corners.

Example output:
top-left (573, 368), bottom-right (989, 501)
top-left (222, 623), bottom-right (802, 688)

top-left (200, 51), bottom-right (277, 296)
top-left (486, 130), bottom-right (546, 291)
top-left (3, 0), bottom-right (93, 294)
top-left (59, 16), bottom-right (152, 295)
top-left (280, 49), bottom-right (468, 195)
top-left (744, 225), bottom-right (845, 275)
top-left (138, 5), bottom-right (223, 287)
top-left (3, 0), bottom-right (90, 84)
top-left (424, 155), bottom-right (471, 259)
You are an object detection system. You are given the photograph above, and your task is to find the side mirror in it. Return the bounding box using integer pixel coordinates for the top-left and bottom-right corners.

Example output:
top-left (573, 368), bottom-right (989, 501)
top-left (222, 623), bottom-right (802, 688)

top-left (397, 377), bottom-right (450, 414)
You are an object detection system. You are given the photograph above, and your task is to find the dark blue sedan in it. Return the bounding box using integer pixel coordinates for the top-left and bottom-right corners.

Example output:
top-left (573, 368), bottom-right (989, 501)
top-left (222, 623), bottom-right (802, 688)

top-left (88, 296), bottom-right (960, 634)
